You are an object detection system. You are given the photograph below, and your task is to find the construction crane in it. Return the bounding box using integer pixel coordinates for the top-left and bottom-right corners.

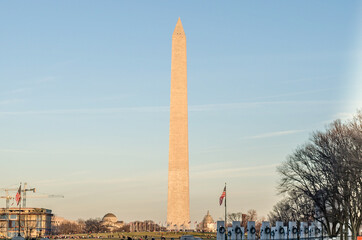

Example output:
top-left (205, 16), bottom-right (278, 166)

top-left (27, 195), bottom-right (64, 199)
top-left (0, 190), bottom-right (13, 235)
top-left (22, 182), bottom-right (36, 207)
top-left (2, 183), bottom-right (64, 207)
top-left (0, 190), bottom-right (13, 209)
top-left (1, 183), bottom-right (64, 238)
top-left (0, 182), bottom-right (36, 207)
top-left (25, 194), bottom-right (64, 206)
top-left (0, 183), bottom-right (36, 237)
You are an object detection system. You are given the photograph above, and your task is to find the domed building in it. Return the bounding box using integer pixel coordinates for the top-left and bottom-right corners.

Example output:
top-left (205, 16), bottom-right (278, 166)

top-left (102, 213), bottom-right (118, 223)
top-left (197, 211), bottom-right (216, 232)
top-left (101, 213), bottom-right (124, 232)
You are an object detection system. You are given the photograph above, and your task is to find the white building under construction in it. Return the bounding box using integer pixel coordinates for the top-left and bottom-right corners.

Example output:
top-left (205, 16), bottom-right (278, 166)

top-left (0, 207), bottom-right (52, 238)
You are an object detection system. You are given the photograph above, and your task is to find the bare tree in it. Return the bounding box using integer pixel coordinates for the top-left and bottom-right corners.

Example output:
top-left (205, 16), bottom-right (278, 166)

top-left (84, 218), bottom-right (106, 233)
top-left (58, 220), bottom-right (82, 234)
top-left (337, 111), bottom-right (362, 240)
top-left (276, 110), bottom-right (362, 239)
top-left (77, 219), bottom-right (86, 233)
top-left (228, 209), bottom-right (259, 229)
top-left (228, 212), bottom-right (243, 222)
top-left (247, 209), bottom-right (257, 222)
top-left (268, 192), bottom-right (314, 225)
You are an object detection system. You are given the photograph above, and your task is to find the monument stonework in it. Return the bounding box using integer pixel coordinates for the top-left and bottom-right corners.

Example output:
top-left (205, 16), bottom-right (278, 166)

top-left (167, 18), bottom-right (190, 228)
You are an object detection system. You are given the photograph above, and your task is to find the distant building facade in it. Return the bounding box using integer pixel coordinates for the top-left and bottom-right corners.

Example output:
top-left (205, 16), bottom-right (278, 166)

top-left (51, 215), bottom-right (78, 234)
top-left (196, 211), bottom-right (216, 232)
top-left (129, 220), bottom-right (161, 232)
top-left (0, 207), bottom-right (52, 238)
top-left (101, 213), bottom-right (124, 232)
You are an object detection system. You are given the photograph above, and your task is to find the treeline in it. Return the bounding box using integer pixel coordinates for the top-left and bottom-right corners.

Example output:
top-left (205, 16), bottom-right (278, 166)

top-left (228, 209), bottom-right (265, 234)
top-left (54, 218), bottom-right (129, 234)
top-left (268, 110), bottom-right (362, 240)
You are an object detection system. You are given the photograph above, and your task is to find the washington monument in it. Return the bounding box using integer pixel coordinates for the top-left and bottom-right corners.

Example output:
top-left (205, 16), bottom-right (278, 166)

top-left (167, 18), bottom-right (190, 228)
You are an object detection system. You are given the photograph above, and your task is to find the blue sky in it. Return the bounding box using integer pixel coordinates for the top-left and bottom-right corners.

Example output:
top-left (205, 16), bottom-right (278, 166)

top-left (1, 1), bottom-right (362, 223)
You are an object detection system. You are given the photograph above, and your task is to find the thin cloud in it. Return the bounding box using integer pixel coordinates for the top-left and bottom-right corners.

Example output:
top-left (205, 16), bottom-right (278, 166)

top-left (0, 106), bottom-right (169, 115)
top-left (0, 148), bottom-right (37, 153)
top-left (321, 110), bottom-right (361, 124)
top-left (8, 88), bottom-right (31, 94)
top-left (34, 174), bottom-right (167, 188)
top-left (189, 100), bottom-right (339, 112)
top-left (280, 75), bottom-right (336, 84)
top-left (333, 112), bottom-right (356, 121)
top-left (0, 76), bottom-right (55, 96)
top-left (191, 164), bottom-right (278, 179)
top-left (249, 87), bottom-right (339, 101)
top-left (34, 76), bottom-right (56, 84)
top-left (246, 130), bottom-right (304, 139)
top-left (0, 99), bottom-right (23, 105)
top-left (0, 100), bottom-right (342, 116)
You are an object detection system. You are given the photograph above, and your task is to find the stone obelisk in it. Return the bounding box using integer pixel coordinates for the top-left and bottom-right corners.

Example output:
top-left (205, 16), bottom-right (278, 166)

top-left (167, 18), bottom-right (190, 229)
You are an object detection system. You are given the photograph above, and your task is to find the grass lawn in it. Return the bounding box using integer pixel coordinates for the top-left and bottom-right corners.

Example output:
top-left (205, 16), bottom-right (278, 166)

top-left (66, 232), bottom-right (216, 240)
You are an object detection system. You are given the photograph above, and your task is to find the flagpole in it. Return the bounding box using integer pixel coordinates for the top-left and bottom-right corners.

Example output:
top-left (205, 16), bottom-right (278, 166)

top-left (18, 201), bottom-right (21, 236)
top-left (18, 183), bottom-right (21, 237)
top-left (224, 183), bottom-right (227, 240)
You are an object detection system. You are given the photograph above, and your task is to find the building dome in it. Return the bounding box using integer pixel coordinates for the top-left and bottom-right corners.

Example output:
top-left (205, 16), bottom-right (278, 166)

top-left (102, 213), bottom-right (117, 223)
top-left (202, 211), bottom-right (214, 225)
top-left (197, 211), bottom-right (216, 232)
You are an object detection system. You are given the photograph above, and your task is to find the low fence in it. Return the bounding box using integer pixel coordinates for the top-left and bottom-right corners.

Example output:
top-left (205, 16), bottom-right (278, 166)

top-left (0, 236), bottom-right (357, 240)
top-left (47, 237), bottom-right (355, 240)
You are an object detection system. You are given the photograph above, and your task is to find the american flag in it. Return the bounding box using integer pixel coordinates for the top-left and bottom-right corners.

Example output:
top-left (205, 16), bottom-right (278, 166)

top-left (15, 185), bottom-right (21, 206)
top-left (219, 186), bottom-right (226, 205)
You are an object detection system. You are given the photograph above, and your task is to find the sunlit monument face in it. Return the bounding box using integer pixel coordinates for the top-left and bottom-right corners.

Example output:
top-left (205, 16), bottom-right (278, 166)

top-left (167, 18), bottom-right (190, 229)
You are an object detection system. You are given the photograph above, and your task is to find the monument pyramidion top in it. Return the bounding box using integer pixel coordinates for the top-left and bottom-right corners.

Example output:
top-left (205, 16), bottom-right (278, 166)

top-left (173, 17), bottom-right (185, 37)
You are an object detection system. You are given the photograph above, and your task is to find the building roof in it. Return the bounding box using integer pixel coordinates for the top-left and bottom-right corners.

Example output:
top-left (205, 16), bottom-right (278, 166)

top-left (102, 213), bottom-right (117, 222)
top-left (104, 213), bottom-right (116, 218)
top-left (202, 211), bottom-right (214, 224)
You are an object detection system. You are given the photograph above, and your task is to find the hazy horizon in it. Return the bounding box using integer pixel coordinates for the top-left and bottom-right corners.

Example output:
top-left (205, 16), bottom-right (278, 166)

top-left (1, 1), bottom-right (362, 223)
